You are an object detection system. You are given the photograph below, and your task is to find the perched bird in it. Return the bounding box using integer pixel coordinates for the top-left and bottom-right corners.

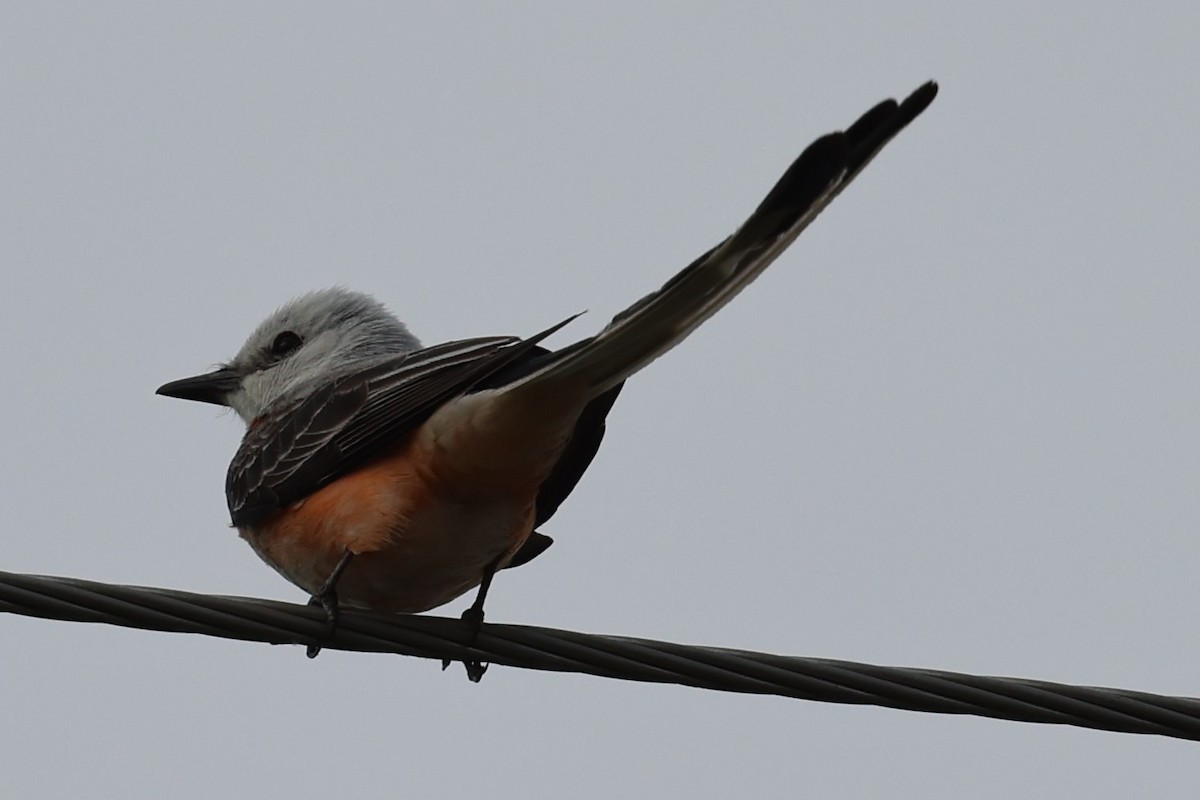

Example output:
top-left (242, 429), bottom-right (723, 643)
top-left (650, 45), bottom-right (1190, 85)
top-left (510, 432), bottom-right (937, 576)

top-left (158, 82), bottom-right (938, 678)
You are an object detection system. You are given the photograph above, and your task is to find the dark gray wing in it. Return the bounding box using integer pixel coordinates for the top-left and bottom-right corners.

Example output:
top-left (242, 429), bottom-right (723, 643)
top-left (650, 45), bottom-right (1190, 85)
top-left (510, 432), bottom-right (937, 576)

top-left (226, 316), bottom-right (576, 527)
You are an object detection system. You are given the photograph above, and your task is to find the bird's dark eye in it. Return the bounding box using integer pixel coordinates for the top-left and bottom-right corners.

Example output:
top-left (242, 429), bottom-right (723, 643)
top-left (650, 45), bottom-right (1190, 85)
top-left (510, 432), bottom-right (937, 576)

top-left (269, 331), bottom-right (303, 358)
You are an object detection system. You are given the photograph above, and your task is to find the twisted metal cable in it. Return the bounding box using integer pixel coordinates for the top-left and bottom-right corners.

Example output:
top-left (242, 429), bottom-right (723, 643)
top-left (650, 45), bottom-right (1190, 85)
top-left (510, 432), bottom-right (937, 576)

top-left (2, 569), bottom-right (1197, 741)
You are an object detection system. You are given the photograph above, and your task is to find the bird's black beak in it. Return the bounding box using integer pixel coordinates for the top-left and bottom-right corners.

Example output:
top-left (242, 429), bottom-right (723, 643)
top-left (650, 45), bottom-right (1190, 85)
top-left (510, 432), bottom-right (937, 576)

top-left (156, 366), bottom-right (240, 406)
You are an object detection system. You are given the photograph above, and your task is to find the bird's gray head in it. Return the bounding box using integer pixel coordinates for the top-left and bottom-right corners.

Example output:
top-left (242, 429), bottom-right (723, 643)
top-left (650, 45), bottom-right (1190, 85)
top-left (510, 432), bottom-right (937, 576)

top-left (156, 288), bottom-right (421, 423)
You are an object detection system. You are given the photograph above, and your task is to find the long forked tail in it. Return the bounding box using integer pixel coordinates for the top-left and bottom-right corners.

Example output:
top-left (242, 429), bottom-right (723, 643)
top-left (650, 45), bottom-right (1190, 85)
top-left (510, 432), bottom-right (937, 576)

top-left (518, 81), bottom-right (938, 398)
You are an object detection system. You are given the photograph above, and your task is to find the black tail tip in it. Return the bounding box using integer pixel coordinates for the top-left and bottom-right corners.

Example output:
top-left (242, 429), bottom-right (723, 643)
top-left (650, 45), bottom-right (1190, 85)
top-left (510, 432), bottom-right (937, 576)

top-left (905, 81), bottom-right (939, 115)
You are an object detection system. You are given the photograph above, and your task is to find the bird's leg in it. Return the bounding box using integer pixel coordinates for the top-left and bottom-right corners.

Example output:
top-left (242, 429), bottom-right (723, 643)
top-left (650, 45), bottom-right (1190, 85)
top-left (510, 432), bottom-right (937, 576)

top-left (461, 556), bottom-right (500, 637)
top-left (306, 548), bottom-right (355, 659)
top-left (443, 552), bottom-right (504, 682)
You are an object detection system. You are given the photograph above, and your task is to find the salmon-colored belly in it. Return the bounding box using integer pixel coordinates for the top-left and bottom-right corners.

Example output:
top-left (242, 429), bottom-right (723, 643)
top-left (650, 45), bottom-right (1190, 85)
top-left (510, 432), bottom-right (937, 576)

top-left (238, 439), bottom-right (539, 613)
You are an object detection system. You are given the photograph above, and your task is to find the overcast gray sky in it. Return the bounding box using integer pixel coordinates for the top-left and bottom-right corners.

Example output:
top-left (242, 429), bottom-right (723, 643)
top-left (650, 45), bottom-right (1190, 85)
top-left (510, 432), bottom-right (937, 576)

top-left (2, 3), bottom-right (1199, 797)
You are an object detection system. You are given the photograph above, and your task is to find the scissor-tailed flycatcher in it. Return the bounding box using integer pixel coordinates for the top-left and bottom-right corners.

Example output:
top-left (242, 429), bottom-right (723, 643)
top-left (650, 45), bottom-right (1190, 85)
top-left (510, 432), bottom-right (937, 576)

top-left (159, 82), bottom-right (937, 676)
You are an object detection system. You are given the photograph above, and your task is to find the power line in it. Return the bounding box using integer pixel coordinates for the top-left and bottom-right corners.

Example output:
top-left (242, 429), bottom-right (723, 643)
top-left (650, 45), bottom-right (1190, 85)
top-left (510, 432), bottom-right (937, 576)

top-left (2, 569), bottom-right (1197, 741)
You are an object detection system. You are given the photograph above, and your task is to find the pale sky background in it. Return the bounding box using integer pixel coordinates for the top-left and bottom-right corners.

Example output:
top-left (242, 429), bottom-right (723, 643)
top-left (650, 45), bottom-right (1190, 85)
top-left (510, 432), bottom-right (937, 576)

top-left (2, 3), bottom-right (1199, 797)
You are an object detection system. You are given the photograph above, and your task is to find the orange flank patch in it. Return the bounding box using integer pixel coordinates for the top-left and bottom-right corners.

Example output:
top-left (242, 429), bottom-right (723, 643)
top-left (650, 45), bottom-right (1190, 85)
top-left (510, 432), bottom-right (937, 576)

top-left (278, 443), bottom-right (430, 555)
top-left (237, 435), bottom-right (544, 613)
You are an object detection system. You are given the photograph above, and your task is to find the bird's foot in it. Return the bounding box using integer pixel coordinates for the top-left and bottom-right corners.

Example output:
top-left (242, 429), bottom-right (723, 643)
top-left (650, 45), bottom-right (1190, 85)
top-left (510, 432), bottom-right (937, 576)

top-left (306, 587), bottom-right (340, 658)
top-left (442, 605), bottom-right (488, 682)
top-left (305, 549), bottom-right (354, 659)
